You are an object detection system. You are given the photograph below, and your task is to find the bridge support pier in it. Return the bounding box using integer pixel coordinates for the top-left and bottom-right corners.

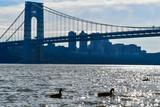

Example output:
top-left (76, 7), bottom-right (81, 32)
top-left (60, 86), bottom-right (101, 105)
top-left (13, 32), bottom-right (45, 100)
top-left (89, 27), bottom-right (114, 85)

top-left (0, 46), bottom-right (9, 63)
top-left (24, 42), bottom-right (44, 63)
top-left (34, 45), bottom-right (44, 63)
top-left (23, 40), bottom-right (31, 63)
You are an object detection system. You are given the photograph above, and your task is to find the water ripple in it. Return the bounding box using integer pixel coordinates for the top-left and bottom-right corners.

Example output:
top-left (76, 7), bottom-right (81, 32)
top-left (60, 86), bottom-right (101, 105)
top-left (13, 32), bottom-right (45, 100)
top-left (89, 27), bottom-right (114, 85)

top-left (0, 64), bottom-right (160, 106)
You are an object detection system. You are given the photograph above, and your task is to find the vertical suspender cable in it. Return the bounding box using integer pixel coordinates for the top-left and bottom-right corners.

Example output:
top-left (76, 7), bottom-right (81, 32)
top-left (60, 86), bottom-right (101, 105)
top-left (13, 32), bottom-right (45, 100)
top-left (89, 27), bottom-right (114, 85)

top-left (82, 21), bottom-right (83, 31)
top-left (106, 25), bottom-right (107, 33)
top-left (86, 22), bottom-right (88, 34)
top-left (101, 24), bottom-right (102, 33)
top-left (73, 19), bottom-right (75, 32)
top-left (91, 22), bottom-right (92, 33)
top-left (111, 26), bottom-right (112, 32)
top-left (64, 17), bottom-right (66, 36)
top-left (56, 15), bottom-right (58, 37)
top-left (77, 20), bottom-right (79, 34)
top-left (52, 13), bottom-right (54, 37)
top-left (96, 23), bottom-right (97, 33)
top-left (59, 16), bottom-right (62, 36)
top-left (69, 18), bottom-right (70, 32)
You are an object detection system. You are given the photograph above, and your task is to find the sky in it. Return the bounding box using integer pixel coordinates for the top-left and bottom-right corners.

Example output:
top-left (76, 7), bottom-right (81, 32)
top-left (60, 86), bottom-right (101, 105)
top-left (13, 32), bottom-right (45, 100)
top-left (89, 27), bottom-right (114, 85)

top-left (1, 0), bottom-right (160, 53)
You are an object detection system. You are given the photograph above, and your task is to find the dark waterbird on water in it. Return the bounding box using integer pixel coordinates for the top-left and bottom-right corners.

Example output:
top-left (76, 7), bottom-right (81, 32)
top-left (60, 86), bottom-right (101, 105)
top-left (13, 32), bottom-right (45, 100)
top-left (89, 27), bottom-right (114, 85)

top-left (142, 77), bottom-right (150, 81)
top-left (98, 88), bottom-right (115, 97)
top-left (49, 88), bottom-right (63, 98)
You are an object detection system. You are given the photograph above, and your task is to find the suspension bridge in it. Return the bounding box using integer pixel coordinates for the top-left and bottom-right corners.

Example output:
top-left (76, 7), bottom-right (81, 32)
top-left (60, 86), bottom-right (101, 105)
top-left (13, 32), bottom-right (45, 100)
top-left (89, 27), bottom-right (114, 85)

top-left (0, 1), bottom-right (160, 63)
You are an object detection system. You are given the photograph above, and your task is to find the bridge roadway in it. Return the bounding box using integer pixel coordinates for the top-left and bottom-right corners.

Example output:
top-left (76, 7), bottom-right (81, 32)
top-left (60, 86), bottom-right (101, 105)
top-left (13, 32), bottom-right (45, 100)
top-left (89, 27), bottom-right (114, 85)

top-left (0, 29), bottom-right (160, 47)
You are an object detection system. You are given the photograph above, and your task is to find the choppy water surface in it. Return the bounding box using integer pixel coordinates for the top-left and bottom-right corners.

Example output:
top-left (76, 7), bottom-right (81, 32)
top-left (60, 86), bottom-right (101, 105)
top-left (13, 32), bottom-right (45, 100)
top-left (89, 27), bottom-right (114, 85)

top-left (0, 64), bottom-right (160, 107)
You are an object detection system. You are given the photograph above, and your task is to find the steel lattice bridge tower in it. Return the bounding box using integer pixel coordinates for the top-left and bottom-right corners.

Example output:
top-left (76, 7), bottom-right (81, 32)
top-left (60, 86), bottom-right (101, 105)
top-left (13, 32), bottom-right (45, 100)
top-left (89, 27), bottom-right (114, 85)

top-left (0, 1), bottom-right (160, 63)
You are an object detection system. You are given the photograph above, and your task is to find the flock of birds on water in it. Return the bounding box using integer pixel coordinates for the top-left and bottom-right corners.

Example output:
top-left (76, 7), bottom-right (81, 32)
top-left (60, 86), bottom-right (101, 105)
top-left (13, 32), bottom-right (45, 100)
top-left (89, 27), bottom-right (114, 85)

top-left (49, 77), bottom-right (151, 99)
top-left (49, 88), bottom-right (115, 99)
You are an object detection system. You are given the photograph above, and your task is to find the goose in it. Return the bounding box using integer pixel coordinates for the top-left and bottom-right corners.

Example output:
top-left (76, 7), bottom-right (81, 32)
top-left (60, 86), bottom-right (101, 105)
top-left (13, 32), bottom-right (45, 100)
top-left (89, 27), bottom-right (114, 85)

top-left (50, 88), bottom-right (62, 98)
top-left (142, 78), bottom-right (150, 81)
top-left (98, 88), bottom-right (115, 97)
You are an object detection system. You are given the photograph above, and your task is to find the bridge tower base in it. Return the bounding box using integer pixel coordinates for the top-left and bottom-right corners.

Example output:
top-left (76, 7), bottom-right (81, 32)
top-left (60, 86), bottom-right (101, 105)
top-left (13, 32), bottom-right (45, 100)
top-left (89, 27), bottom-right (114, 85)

top-left (0, 46), bottom-right (9, 63)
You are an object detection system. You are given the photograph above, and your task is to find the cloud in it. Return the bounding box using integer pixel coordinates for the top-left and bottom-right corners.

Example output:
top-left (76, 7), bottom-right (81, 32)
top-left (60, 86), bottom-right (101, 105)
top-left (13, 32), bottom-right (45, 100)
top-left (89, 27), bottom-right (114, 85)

top-left (40, 0), bottom-right (160, 7)
top-left (0, 4), bottom-right (24, 32)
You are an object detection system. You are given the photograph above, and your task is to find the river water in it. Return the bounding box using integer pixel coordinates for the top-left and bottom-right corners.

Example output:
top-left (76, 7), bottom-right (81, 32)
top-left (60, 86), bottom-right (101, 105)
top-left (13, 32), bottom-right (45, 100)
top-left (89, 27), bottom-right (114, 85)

top-left (0, 64), bottom-right (160, 107)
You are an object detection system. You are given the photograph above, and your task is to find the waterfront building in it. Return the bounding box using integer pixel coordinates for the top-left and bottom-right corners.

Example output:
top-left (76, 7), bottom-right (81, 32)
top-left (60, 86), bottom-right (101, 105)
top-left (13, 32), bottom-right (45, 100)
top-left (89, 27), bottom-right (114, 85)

top-left (68, 31), bottom-right (76, 52)
top-left (79, 31), bottom-right (88, 52)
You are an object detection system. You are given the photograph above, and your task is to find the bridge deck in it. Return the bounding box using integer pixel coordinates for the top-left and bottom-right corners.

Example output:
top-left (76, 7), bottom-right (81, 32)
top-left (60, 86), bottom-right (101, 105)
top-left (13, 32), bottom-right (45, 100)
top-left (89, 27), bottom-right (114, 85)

top-left (0, 29), bottom-right (160, 47)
